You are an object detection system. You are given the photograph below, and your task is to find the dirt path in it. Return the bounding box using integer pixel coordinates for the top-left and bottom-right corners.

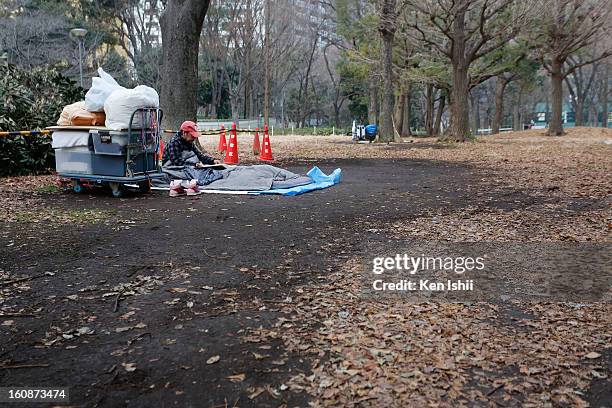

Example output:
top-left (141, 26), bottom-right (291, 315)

top-left (0, 133), bottom-right (610, 407)
top-left (0, 158), bottom-right (474, 406)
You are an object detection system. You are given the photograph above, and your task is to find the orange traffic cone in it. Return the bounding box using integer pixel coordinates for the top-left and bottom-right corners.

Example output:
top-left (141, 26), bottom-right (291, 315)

top-left (224, 123), bottom-right (239, 164)
top-left (218, 125), bottom-right (227, 152)
top-left (252, 128), bottom-right (261, 156)
top-left (259, 124), bottom-right (274, 162)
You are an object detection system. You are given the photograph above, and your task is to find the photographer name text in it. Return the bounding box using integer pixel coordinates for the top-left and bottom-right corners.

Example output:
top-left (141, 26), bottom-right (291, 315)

top-left (372, 278), bottom-right (474, 291)
top-left (371, 254), bottom-right (484, 292)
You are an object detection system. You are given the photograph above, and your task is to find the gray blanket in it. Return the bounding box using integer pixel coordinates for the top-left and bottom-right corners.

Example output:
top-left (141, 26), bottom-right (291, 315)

top-left (204, 165), bottom-right (312, 191)
top-left (154, 151), bottom-right (312, 191)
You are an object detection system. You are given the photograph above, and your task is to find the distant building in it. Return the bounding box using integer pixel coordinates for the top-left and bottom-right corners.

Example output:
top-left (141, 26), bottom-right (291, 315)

top-left (288, 0), bottom-right (336, 43)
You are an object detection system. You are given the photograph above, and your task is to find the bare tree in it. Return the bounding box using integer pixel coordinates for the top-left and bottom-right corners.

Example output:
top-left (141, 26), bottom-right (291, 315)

top-left (601, 61), bottom-right (610, 128)
top-left (405, 0), bottom-right (535, 141)
top-left (202, 1), bottom-right (263, 124)
top-left (263, 0), bottom-right (271, 124)
top-left (0, 10), bottom-right (71, 69)
top-left (564, 52), bottom-right (600, 126)
top-left (534, 0), bottom-right (611, 135)
top-left (109, 0), bottom-right (163, 88)
top-left (490, 47), bottom-right (537, 134)
top-left (491, 75), bottom-right (513, 134)
top-left (323, 44), bottom-right (353, 127)
top-left (200, 8), bottom-right (226, 119)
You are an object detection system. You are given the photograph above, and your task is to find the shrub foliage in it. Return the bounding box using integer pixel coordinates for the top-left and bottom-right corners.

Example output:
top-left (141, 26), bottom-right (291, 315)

top-left (0, 64), bottom-right (82, 175)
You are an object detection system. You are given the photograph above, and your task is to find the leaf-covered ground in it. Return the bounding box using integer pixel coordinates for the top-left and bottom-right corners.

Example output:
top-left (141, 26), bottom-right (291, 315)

top-left (0, 127), bottom-right (610, 407)
top-left (225, 128), bottom-right (611, 407)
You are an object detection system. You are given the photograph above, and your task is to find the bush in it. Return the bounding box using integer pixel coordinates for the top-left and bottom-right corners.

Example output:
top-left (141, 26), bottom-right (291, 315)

top-left (0, 64), bottom-right (82, 176)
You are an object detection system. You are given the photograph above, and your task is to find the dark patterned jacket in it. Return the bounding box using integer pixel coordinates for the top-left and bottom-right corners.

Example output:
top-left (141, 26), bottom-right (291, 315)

top-left (162, 132), bottom-right (215, 166)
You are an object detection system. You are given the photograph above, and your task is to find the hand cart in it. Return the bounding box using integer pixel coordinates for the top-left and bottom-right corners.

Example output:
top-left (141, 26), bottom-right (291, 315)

top-left (51, 108), bottom-right (164, 197)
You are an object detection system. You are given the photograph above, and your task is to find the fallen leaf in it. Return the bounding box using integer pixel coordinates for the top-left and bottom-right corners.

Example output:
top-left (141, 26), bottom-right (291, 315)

top-left (119, 311), bottom-right (135, 320)
top-left (115, 326), bottom-right (132, 333)
top-left (226, 373), bottom-right (246, 382)
top-left (122, 362), bottom-right (137, 372)
top-left (206, 355), bottom-right (220, 364)
top-left (252, 352), bottom-right (267, 360)
top-left (77, 326), bottom-right (95, 335)
top-left (167, 288), bottom-right (187, 293)
top-left (265, 385), bottom-right (280, 399)
top-left (585, 352), bottom-right (601, 359)
top-left (248, 387), bottom-right (265, 400)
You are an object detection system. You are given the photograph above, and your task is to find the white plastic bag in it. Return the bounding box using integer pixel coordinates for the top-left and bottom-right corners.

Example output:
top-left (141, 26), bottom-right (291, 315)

top-left (104, 85), bottom-right (160, 130)
top-left (85, 68), bottom-right (124, 112)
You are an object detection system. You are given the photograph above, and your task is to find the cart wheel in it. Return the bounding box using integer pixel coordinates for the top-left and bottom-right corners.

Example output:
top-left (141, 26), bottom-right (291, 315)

top-left (109, 183), bottom-right (123, 198)
top-left (73, 181), bottom-right (83, 194)
top-left (138, 180), bottom-right (152, 194)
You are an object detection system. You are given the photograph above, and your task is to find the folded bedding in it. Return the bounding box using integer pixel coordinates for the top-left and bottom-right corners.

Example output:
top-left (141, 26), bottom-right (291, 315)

top-left (202, 165), bottom-right (312, 191)
top-left (153, 163), bottom-right (313, 191)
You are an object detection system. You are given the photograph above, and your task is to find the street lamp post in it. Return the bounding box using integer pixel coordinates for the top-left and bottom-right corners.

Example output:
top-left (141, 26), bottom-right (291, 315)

top-left (70, 28), bottom-right (88, 88)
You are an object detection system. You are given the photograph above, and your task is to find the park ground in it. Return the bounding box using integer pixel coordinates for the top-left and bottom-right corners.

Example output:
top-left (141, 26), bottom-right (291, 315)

top-left (0, 127), bottom-right (610, 407)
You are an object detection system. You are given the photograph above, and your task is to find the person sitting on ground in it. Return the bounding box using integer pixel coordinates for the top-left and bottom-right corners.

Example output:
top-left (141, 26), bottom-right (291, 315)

top-left (162, 120), bottom-right (221, 167)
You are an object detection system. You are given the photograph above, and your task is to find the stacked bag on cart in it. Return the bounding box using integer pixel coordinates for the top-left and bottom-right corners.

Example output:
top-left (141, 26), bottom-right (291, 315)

top-left (57, 101), bottom-right (106, 126)
top-left (57, 67), bottom-right (159, 130)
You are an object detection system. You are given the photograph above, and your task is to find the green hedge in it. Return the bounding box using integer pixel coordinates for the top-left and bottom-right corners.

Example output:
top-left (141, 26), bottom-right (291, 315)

top-left (0, 64), bottom-right (82, 176)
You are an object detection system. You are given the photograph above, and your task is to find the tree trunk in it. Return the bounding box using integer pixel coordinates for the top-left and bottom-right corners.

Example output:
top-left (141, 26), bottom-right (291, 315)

top-left (513, 103), bottom-right (520, 131)
top-left (263, 0), bottom-right (271, 125)
top-left (589, 104), bottom-right (598, 127)
top-left (603, 65), bottom-right (609, 128)
top-left (210, 103), bottom-right (217, 119)
top-left (492, 77), bottom-right (508, 134)
top-left (244, 47), bottom-right (251, 118)
top-left (229, 93), bottom-right (240, 125)
top-left (469, 92), bottom-right (478, 134)
top-left (512, 90), bottom-right (523, 131)
top-left (160, 0), bottom-right (210, 131)
top-left (433, 92), bottom-right (445, 136)
top-left (447, 7), bottom-right (470, 142)
top-left (379, 29), bottom-right (396, 142)
top-left (575, 100), bottom-right (584, 126)
top-left (402, 83), bottom-right (412, 136)
top-left (548, 58), bottom-right (564, 136)
top-left (211, 69), bottom-right (223, 119)
top-left (425, 84), bottom-right (435, 135)
top-left (297, 35), bottom-right (319, 128)
top-left (368, 74), bottom-right (378, 125)
top-left (395, 91), bottom-right (405, 135)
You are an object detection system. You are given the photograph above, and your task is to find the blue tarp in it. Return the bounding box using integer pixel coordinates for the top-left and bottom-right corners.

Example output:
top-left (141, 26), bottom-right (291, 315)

top-left (260, 166), bottom-right (342, 196)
